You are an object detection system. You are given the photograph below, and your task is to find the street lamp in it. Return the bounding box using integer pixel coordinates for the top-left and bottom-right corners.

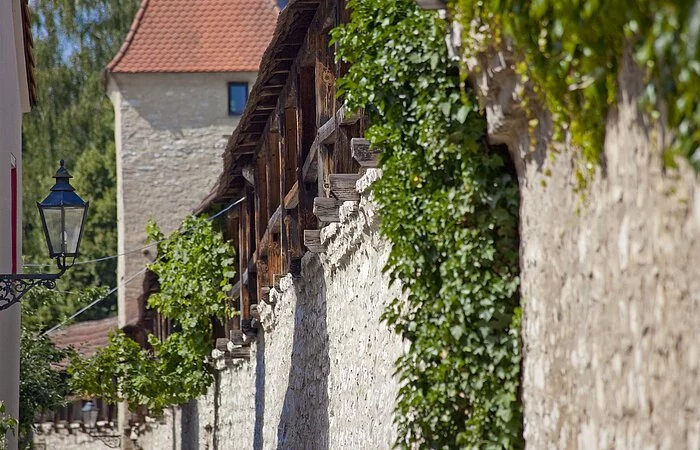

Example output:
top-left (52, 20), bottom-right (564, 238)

top-left (81, 400), bottom-right (98, 428)
top-left (81, 399), bottom-right (121, 448)
top-left (0, 160), bottom-right (88, 311)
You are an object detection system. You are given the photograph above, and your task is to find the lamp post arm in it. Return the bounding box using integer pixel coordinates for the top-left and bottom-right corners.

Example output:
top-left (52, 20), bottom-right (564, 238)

top-left (0, 263), bottom-right (68, 311)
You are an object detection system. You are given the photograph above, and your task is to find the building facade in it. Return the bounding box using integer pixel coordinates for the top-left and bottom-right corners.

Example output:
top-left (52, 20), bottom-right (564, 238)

top-left (0, 0), bottom-right (35, 448)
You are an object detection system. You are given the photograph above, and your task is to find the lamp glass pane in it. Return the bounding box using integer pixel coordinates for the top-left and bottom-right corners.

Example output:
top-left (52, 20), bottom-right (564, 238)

top-left (64, 206), bottom-right (85, 255)
top-left (42, 207), bottom-right (63, 255)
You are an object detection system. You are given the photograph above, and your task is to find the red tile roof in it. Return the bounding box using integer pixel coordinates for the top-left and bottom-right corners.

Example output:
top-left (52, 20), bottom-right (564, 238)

top-left (51, 316), bottom-right (118, 358)
top-left (107, 0), bottom-right (279, 73)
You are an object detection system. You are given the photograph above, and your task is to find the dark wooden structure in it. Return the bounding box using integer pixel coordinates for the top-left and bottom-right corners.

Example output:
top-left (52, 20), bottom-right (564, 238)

top-left (197, 0), bottom-right (380, 353)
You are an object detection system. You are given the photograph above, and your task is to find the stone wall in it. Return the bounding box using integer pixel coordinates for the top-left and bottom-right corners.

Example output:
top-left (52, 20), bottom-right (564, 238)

top-left (129, 181), bottom-right (404, 450)
top-left (466, 41), bottom-right (700, 449)
top-left (107, 71), bottom-right (257, 328)
top-left (33, 423), bottom-right (122, 450)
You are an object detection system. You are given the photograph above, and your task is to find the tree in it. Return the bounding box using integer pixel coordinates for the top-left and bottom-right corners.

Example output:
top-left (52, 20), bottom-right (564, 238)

top-left (17, 0), bottom-right (138, 447)
top-left (22, 0), bottom-right (139, 326)
top-left (18, 331), bottom-right (74, 449)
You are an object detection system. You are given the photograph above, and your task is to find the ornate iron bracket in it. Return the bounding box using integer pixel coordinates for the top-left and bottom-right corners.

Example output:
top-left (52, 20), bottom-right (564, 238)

top-left (85, 430), bottom-right (121, 448)
top-left (0, 258), bottom-right (67, 311)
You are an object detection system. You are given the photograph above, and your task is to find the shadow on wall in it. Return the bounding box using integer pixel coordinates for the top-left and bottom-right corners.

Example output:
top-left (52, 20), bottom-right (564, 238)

top-left (276, 254), bottom-right (331, 449)
top-left (181, 399), bottom-right (199, 449)
top-left (254, 332), bottom-right (266, 449)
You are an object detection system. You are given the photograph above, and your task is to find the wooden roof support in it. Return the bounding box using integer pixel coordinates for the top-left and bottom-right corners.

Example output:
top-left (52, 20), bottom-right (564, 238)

top-left (351, 138), bottom-right (381, 167)
top-left (267, 131), bottom-right (281, 214)
top-left (304, 229), bottom-right (325, 253)
top-left (313, 197), bottom-right (340, 222)
top-left (284, 216), bottom-right (303, 276)
top-left (329, 173), bottom-right (361, 201)
top-left (230, 330), bottom-right (245, 345)
top-left (302, 105), bottom-right (359, 183)
top-left (284, 181), bottom-right (300, 209)
top-left (260, 286), bottom-right (271, 304)
top-left (302, 145), bottom-right (318, 182)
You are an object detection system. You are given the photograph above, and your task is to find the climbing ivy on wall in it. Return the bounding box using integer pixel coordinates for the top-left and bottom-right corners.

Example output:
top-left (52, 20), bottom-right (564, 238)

top-left (454, 0), bottom-right (700, 172)
top-left (333, 1), bottom-right (522, 448)
top-left (69, 216), bottom-right (235, 413)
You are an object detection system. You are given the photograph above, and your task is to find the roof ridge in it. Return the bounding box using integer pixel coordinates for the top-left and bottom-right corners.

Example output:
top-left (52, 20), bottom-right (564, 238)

top-left (106, 0), bottom-right (150, 72)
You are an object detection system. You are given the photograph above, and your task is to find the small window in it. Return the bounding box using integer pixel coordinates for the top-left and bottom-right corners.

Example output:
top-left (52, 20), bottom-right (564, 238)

top-left (228, 82), bottom-right (248, 116)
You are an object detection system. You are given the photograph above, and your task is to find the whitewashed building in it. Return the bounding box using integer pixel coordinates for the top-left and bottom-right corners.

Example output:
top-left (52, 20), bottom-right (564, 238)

top-left (0, 0), bottom-right (35, 448)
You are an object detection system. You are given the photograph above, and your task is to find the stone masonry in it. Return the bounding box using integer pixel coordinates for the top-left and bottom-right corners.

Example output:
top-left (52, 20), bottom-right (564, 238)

top-left (49, 22), bottom-right (700, 450)
top-left (107, 72), bottom-right (256, 328)
top-left (131, 174), bottom-right (404, 449)
top-left (466, 40), bottom-right (700, 449)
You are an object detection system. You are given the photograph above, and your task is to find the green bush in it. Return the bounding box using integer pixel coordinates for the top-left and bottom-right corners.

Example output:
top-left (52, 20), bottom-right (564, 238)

top-left (69, 216), bottom-right (235, 413)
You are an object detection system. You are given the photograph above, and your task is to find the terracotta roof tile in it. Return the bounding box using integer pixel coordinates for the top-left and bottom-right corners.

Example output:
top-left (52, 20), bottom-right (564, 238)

top-left (51, 316), bottom-right (118, 358)
top-left (107, 0), bottom-right (279, 73)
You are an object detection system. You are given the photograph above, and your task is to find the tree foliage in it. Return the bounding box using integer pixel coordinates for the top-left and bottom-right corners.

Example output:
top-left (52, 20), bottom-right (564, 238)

top-left (18, 331), bottom-right (74, 448)
top-left (18, 2), bottom-right (137, 444)
top-left (454, 0), bottom-right (700, 174)
top-left (22, 0), bottom-right (139, 324)
top-left (0, 402), bottom-right (18, 450)
top-left (333, 1), bottom-right (522, 448)
top-left (69, 216), bottom-right (235, 414)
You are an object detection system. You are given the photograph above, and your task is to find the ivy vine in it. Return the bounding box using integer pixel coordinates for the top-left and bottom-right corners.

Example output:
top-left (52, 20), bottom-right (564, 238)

top-left (454, 0), bottom-right (700, 174)
top-left (333, 1), bottom-right (522, 448)
top-left (69, 215), bottom-right (235, 414)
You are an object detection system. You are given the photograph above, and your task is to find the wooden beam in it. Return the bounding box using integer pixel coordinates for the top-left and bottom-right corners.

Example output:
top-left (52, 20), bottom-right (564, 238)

top-left (230, 347), bottom-right (251, 359)
top-left (234, 144), bottom-right (258, 155)
top-left (299, 67), bottom-right (317, 157)
top-left (267, 131), bottom-right (281, 214)
top-left (256, 204), bottom-right (282, 260)
top-left (334, 126), bottom-right (356, 174)
top-left (302, 145), bottom-right (318, 182)
top-left (314, 32), bottom-right (336, 128)
top-left (304, 230), bottom-right (325, 253)
top-left (268, 204), bottom-right (283, 234)
top-left (298, 67), bottom-right (318, 236)
top-left (284, 181), bottom-right (299, 209)
top-left (329, 173), bottom-right (361, 201)
top-left (230, 330), bottom-right (245, 345)
top-left (341, 106), bottom-right (362, 125)
top-left (316, 113), bottom-right (337, 144)
top-left (351, 138), bottom-right (381, 167)
top-left (216, 338), bottom-right (230, 353)
top-left (229, 281), bottom-right (241, 300)
top-left (260, 287), bottom-right (271, 304)
top-left (284, 216), bottom-right (303, 258)
top-left (250, 304), bottom-right (261, 321)
top-left (318, 144), bottom-right (332, 198)
top-left (313, 197), bottom-right (340, 222)
top-left (283, 107), bottom-right (299, 198)
top-left (238, 203), bottom-right (249, 323)
top-left (245, 122), bottom-right (267, 133)
top-left (301, 104), bottom-right (366, 189)
top-left (272, 273), bottom-right (285, 289)
top-left (255, 151), bottom-right (269, 243)
top-left (272, 60), bottom-right (294, 74)
top-left (275, 45), bottom-right (303, 60)
top-left (267, 241), bottom-right (282, 287)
